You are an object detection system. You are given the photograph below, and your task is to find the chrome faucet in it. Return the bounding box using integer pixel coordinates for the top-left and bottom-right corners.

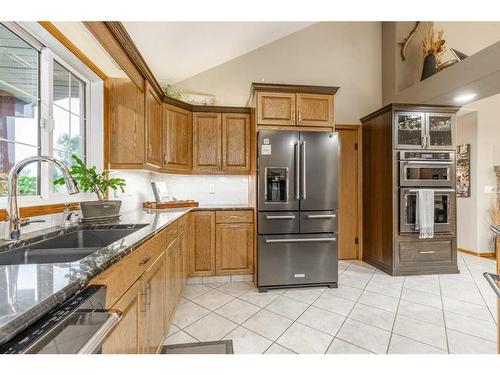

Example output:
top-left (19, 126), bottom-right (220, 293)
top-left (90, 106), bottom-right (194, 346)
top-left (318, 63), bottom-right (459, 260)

top-left (6, 156), bottom-right (79, 240)
top-left (61, 203), bottom-right (79, 229)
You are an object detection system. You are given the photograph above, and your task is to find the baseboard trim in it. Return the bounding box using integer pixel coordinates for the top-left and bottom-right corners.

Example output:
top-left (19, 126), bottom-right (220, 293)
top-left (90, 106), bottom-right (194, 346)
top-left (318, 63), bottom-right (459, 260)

top-left (458, 248), bottom-right (496, 259)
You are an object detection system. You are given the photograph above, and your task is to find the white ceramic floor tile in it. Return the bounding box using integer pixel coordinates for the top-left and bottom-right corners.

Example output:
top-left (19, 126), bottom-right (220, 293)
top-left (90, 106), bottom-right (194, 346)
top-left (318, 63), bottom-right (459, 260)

top-left (348, 303), bottom-right (395, 331)
top-left (184, 313), bottom-right (238, 342)
top-left (166, 324), bottom-right (180, 337)
top-left (265, 343), bottom-right (296, 354)
top-left (297, 306), bottom-right (346, 336)
top-left (326, 338), bottom-right (372, 354)
top-left (370, 273), bottom-right (405, 287)
top-left (238, 289), bottom-right (280, 308)
top-left (182, 284), bottom-right (213, 300)
top-left (393, 315), bottom-right (447, 350)
top-left (336, 318), bottom-right (391, 354)
top-left (282, 287), bottom-right (324, 304)
top-left (365, 279), bottom-right (402, 298)
top-left (323, 284), bottom-right (363, 301)
top-left (313, 293), bottom-right (355, 316)
top-left (404, 276), bottom-right (441, 296)
top-left (242, 309), bottom-right (293, 341)
top-left (442, 296), bottom-right (495, 322)
top-left (215, 298), bottom-right (261, 324)
top-left (172, 301), bottom-right (210, 328)
top-left (217, 282), bottom-right (254, 297)
top-left (401, 287), bottom-right (443, 309)
top-left (447, 329), bottom-right (498, 354)
top-left (397, 299), bottom-right (444, 327)
top-left (338, 273), bottom-right (371, 289)
top-left (265, 296), bottom-right (310, 320)
top-left (444, 310), bottom-right (497, 342)
top-left (358, 291), bottom-right (399, 313)
top-left (164, 330), bottom-right (198, 345)
top-left (192, 289), bottom-right (235, 311)
top-left (223, 326), bottom-right (272, 354)
top-left (388, 334), bottom-right (447, 354)
top-left (277, 322), bottom-right (334, 354)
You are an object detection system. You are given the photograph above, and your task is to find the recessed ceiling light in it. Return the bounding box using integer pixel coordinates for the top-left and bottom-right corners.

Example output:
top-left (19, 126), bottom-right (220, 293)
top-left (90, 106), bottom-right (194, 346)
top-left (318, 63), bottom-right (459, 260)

top-left (454, 93), bottom-right (477, 103)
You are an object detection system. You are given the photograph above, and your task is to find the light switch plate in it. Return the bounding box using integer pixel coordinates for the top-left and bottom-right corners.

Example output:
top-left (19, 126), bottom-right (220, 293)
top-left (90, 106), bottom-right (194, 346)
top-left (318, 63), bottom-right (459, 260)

top-left (484, 185), bottom-right (496, 193)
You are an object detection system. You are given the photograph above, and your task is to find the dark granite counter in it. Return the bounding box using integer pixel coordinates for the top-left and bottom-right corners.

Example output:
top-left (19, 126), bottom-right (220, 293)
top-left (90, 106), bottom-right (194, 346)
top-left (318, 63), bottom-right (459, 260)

top-left (0, 207), bottom-right (191, 346)
top-left (193, 204), bottom-right (254, 211)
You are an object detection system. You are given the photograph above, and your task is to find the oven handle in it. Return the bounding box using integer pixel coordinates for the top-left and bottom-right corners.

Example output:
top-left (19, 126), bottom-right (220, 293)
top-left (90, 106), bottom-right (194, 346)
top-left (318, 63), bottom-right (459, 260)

top-left (77, 309), bottom-right (123, 354)
top-left (401, 161), bottom-right (454, 165)
top-left (265, 237), bottom-right (336, 243)
top-left (483, 272), bottom-right (500, 299)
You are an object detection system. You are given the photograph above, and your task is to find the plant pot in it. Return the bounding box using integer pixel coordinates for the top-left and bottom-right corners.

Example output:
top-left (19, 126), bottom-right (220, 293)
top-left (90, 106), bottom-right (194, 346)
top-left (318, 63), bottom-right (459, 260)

top-left (79, 200), bottom-right (122, 219)
top-left (421, 54), bottom-right (437, 81)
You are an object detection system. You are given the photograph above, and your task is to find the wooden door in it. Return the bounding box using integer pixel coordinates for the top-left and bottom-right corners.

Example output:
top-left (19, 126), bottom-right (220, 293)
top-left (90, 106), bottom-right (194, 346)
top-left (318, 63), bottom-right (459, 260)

top-left (338, 127), bottom-right (360, 259)
top-left (145, 82), bottom-right (163, 169)
top-left (102, 281), bottom-right (140, 354)
top-left (221, 113), bottom-right (250, 173)
top-left (256, 92), bottom-right (296, 126)
top-left (296, 93), bottom-right (334, 127)
top-left (139, 254), bottom-right (166, 354)
top-left (215, 223), bottom-right (254, 275)
top-left (163, 104), bottom-right (193, 172)
top-left (107, 78), bottom-right (145, 169)
top-left (189, 211), bottom-right (216, 276)
top-left (193, 113), bottom-right (222, 173)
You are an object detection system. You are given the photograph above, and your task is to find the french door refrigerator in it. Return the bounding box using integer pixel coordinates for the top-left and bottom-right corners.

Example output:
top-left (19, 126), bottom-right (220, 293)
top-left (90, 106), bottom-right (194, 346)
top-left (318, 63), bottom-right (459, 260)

top-left (257, 130), bottom-right (339, 292)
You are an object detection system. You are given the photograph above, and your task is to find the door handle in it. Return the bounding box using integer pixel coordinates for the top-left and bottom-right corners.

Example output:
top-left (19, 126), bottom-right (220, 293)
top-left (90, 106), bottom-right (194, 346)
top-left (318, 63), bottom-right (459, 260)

top-left (295, 142), bottom-right (300, 200)
top-left (301, 141), bottom-right (306, 200)
top-left (266, 215), bottom-right (296, 220)
top-left (306, 214), bottom-right (336, 219)
top-left (77, 310), bottom-right (123, 354)
top-left (483, 272), bottom-right (500, 298)
top-left (265, 237), bottom-right (336, 243)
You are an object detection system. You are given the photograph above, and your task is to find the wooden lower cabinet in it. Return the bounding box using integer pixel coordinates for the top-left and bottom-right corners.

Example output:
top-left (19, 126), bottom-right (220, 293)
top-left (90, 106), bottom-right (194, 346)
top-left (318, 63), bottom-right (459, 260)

top-left (216, 223), bottom-right (254, 275)
top-left (189, 211), bottom-right (216, 276)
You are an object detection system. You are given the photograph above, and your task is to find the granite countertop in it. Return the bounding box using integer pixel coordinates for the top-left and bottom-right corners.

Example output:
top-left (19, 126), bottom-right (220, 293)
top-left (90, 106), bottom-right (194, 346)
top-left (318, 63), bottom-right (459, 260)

top-left (0, 207), bottom-right (194, 347)
top-left (193, 204), bottom-right (254, 211)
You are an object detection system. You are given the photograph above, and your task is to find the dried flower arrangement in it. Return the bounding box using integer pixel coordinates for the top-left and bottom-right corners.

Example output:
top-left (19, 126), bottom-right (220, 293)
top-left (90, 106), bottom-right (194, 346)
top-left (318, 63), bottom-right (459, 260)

top-left (422, 26), bottom-right (447, 66)
top-left (163, 84), bottom-right (184, 100)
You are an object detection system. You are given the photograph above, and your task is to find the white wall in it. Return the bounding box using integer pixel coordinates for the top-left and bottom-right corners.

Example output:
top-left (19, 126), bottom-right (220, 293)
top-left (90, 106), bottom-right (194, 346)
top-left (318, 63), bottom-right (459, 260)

top-left (111, 170), bottom-right (249, 212)
top-left (176, 22), bottom-right (382, 124)
top-left (457, 93), bottom-right (500, 253)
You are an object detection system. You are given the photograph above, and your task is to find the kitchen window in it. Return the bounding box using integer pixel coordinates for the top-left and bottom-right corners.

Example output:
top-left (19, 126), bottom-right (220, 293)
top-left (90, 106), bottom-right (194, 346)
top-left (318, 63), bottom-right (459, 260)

top-left (0, 23), bottom-right (92, 199)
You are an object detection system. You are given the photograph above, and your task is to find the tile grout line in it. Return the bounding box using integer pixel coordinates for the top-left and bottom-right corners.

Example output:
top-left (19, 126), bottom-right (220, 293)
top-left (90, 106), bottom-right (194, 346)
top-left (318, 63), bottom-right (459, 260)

top-left (385, 275), bottom-right (406, 354)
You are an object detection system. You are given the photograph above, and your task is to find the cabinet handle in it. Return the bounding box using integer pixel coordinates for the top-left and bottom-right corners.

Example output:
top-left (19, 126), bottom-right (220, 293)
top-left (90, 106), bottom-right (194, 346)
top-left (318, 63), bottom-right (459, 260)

top-left (164, 152), bottom-right (168, 163)
top-left (147, 144), bottom-right (152, 157)
top-left (298, 110), bottom-right (302, 122)
top-left (140, 288), bottom-right (148, 312)
top-left (418, 250), bottom-right (435, 254)
top-left (139, 255), bottom-right (151, 266)
top-left (146, 281), bottom-right (152, 308)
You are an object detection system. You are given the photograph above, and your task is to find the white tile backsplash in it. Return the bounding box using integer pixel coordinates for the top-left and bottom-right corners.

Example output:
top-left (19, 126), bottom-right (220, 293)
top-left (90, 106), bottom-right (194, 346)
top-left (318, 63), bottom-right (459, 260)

top-left (110, 170), bottom-right (249, 209)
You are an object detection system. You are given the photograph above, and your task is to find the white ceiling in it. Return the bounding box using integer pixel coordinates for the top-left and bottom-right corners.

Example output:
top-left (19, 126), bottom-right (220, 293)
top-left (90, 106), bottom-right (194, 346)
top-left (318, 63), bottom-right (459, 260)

top-left (123, 22), bottom-right (314, 84)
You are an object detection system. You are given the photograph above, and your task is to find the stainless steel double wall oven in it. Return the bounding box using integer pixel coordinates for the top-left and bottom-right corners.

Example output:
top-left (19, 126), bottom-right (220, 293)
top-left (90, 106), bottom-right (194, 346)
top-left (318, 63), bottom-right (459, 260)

top-left (257, 130), bottom-right (339, 292)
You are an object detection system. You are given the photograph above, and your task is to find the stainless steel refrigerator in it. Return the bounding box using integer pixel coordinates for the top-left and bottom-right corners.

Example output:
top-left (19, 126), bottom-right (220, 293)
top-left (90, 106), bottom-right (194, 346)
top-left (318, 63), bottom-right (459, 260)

top-left (257, 130), bottom-right (339, 292)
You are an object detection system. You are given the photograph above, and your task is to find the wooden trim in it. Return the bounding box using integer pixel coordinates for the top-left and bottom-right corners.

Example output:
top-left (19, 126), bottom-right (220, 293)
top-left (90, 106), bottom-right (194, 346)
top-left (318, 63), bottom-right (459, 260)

top-left (0, 202), bottom-right (80, 222)
top-left (458, 248), bottom-right (496, 259)
top-left (104, 22), bottom-right (163, 100)
top-left (38, 21), bottom-right (108, 81)
top-left (163, 95), bottom-right (251, 114)
top-left (163, 96), bottom-right (193, 111)
top-left (360, 103), bottom-right (461, 123)
top-left (252, 82), bottom-right (339, 96)
top-left (257, 125), bottom-right (334, 132)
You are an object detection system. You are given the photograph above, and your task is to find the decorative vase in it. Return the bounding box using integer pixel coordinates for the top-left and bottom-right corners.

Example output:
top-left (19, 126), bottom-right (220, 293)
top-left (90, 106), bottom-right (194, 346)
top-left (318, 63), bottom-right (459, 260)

top-left (421, 54), bottom-right (437, 81)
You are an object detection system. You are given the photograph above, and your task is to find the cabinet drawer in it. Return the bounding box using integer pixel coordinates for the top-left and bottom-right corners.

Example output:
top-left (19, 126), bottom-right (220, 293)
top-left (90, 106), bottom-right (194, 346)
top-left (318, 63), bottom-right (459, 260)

top-left (165, 221), bottom-right (179, 247)
top-left (397, 239), bottom-right (453, 263)
top-left (90, 230), bottom-right (167, 307)
top-left (216, 210), bottom-right (253, 223)
top-left (300, 210), bottom-right (337, 234)
top-left (258, 211), bottom-right (299, 234)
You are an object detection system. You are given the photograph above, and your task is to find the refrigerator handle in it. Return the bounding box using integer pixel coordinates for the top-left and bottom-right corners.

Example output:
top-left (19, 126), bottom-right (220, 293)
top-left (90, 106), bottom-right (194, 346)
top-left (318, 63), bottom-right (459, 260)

top-left (295, 142), bottom-right (300, 200)
top-left (301, 141), bottom-right (306, 200)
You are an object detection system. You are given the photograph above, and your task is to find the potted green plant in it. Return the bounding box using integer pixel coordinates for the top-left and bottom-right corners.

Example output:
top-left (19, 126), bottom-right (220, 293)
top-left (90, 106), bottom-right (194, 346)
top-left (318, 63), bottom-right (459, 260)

top-left (54, 155), bottom-right (126, 219)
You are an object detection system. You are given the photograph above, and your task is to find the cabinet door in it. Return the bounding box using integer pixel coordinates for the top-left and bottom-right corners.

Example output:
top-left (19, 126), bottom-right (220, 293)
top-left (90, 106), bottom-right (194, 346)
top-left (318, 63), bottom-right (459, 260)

top-left (139, 254), bottom-right (166, 354)
top-left (189, 211), bottom-right (216, 276)
top-left (257, 92), bottom-right (296, 126)
top-left (107, 78), bottom-right (145, 168)
top-left (222, 113), bottom-right (250, 173)
top-left (215, 223), bottom-right (254, 275)
top-left (296, 93), bottom-right (333, 127)
top-left (163, 105), bottom-right (193, 172)
top-left (165, 242), bottom-right (177, 324)
top-left (193, 113), bottom-right (222, 173)
top-left (145, 82), bottom-right (163, 169)
top-left (394, 111), bottom-right (425, 149)
top-left (426, 113), bottom-right (455, 149)
top-left (102, 281), bottom-right (140, 354)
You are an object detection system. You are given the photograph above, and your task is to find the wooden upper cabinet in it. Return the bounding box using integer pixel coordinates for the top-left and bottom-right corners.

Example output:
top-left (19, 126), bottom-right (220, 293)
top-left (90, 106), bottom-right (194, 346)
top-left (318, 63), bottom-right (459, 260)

top-left (163, 104), bottom-right (193, 173)
top-left (257, 92), bottom-right (296, 126)
top-left (215, 223), bottom-right (254, 275)
top-left (145, 82), bottom-right (163, 169)
top-left (189, 211), bottom-right (216, 276)
top-left (296, 93), bottom-right (334, 127)
top-left (193, 112), bottom-right (222, 173)
top-left (107, 78), bottom-right (145, 169)
top-left (222, 113), bottom-right (250, 173)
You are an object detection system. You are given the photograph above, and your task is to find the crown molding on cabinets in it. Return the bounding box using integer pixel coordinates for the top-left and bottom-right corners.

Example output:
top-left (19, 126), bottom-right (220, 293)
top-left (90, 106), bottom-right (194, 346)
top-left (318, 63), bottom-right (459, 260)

top-left (251, 82), bottom-right (340, 96)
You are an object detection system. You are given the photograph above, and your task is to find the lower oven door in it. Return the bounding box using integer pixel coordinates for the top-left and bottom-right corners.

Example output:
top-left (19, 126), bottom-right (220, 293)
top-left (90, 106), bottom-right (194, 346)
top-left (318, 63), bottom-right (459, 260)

top-left (400, 188), bottom-right (455, 234)
top-left (258, 233), bottom-right (338, 289)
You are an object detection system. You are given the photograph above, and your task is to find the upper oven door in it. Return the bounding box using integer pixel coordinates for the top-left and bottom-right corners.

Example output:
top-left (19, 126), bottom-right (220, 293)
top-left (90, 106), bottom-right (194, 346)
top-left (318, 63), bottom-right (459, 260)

top-left (399, 160), bottom-right (455, 187)
top-left (400, 188), bottom-right (456, 234)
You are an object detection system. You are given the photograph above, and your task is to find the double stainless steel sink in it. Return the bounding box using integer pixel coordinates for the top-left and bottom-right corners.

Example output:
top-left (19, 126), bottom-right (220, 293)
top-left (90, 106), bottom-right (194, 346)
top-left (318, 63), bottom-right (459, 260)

top-left (0, 225), bottom-right (148, 265)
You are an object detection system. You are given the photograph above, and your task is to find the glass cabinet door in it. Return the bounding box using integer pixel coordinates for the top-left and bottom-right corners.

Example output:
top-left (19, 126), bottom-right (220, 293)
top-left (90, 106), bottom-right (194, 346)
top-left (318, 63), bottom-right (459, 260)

top-left (394, 112), bottom-right (425, 148)
top-left (426, 113), bottom-right (455, 149)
